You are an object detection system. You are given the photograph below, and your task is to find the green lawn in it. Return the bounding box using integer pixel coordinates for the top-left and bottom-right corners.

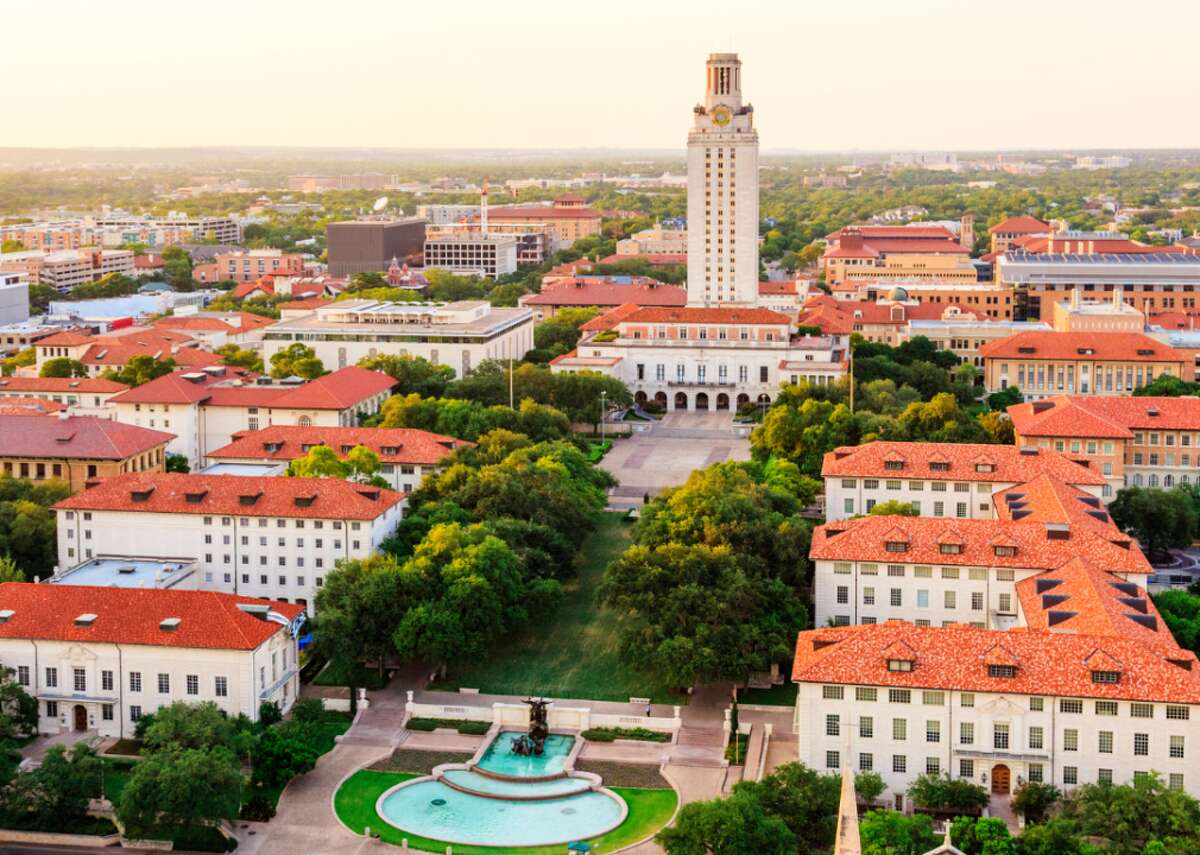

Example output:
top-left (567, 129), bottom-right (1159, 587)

top-left (314, 660), bottom-right (389, 690)
top-left (738, 680), bottom-right (799, 707)
top-left (430, 513), bottom-right (685, 704)
top-left (334, 769), bottom-right (677, 855)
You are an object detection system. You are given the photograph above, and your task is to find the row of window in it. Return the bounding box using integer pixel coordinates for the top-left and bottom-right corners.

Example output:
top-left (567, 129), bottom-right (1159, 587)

top-left (843, 478), bottom-right (991, 492)
top-left (22, 665), bottom-right (227, 698)
top-left (840, 586), bottom-right (1011, 613)
top-left (821, 686), bottom-right (1190, 720)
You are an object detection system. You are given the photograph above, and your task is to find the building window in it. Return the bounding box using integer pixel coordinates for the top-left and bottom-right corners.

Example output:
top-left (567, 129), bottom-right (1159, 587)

top-left (892, 719), bottom-right (907, 741)
top-left (157, 673), bottom-right (170, 694)
top-left (1131, 703), bottom-right (1154, 718)
top-left (960, 759), bottom-right (974, 779)
top-left (960, 722), bottom-right (974, 745)
top-left (1029, 726), bottom-right (1044, 750)
top-left (892, 755), bottom-right (907, 774)
top-left (1134, 733), bottom-right (1149, 756)
top-left (1063, 766), bottom-right (1078, 786)
top-left (102, 704), bottom-right (113, 721)
top-left (994, 723), bottom-right (1010, 750)
top-left (1167, 705), bottom-right (1190, 720)
top-left (73, 668), bottom-right (86, 692)
top-left (45, 667), bottom-right (57, 688)
top-left (859, 753), bottom-right (873, 771)
top-left (130, 672), bottom-right (141, 692)
top-left (186, 675), bottom-right (199, 696)
top-left (926, 721), bottom-right (940, 743)
top-left (822, 685), bottom-right (844, 700)
top-left (16, 666), bottom-right (28, 687)
top-left (1096, 700), bottom-right (1117, 716)
top-left (1028, 763), bottom-right (1043, 783)
top-left (1170, 774), bottom-right (1185, 792)
top-left (46, 701), bottom-right (58, 719)
top-left (215, 676), bottom-right (228, 698)
top-left (131, 705), bottom-right (142, 722)
top-left (860, 716), bottom-right (874, 738)
top-left (826, 715), bottom-right (840, 737)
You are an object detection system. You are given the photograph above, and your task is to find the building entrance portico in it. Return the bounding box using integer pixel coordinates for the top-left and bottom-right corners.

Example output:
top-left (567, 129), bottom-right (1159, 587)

top-left (73, 704), bottom-right (87, 731)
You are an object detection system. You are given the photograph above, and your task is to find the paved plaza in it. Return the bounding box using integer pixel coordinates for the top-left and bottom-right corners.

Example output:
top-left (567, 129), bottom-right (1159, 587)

top-left (601, 412), bottom-right (752, 507)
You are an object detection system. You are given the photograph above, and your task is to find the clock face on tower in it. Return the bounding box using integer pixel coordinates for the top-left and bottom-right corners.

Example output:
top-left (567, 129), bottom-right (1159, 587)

top-left (711, 105), bottom-right (732, 127)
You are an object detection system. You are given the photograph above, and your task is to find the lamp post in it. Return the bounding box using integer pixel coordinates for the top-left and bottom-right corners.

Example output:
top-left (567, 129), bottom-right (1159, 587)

top-left (600, 390), bottom-right (607, 442)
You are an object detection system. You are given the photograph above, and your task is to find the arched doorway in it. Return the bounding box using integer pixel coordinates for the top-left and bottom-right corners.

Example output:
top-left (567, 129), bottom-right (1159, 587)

top-left (73, 704), bottom-right (87, 731)
top-left (716, 393), bottom-right (730, 410)
top-left (654, 391), bottom-right (667, 409)
top-left (674, 392), bottom-right (688, 411)
top-left (991, 764), bottom-right (1010, 794)
top-left (695, 392), bottom-right (710, 411)
top-left (634, 391), bottom-right (647, 406)
top-left (736, 393), bottom-right (750, 408)
top-left (757, 393), bottom-right (772, 405)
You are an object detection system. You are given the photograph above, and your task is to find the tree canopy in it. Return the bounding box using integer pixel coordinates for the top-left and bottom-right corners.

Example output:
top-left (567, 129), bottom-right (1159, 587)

top-left (357, 353), bottom-right (456, 398)
top-left (269, 343), bottom-right (326, 380)
top-left (1108, 485), bottom-right (1197, 560)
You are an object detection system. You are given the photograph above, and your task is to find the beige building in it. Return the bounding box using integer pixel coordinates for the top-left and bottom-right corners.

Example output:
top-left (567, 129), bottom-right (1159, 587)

top-left (616, 225), bottom-right (688, 255)
top-left (1051, 287), bottom-right (1145, 332)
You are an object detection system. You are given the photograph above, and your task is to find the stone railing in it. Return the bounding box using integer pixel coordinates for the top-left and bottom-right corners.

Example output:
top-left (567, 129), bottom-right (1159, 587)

top-left (404, 692), bottom-right (682, 734)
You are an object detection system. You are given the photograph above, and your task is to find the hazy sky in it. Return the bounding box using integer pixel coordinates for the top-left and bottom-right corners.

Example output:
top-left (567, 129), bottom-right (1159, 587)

top-left (5, 0), bottom-right (1200, 152)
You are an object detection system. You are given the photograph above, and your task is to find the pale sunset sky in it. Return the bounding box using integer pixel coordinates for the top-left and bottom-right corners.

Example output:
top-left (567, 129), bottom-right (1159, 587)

top-left (4, 0), bottom-right (1198, 151)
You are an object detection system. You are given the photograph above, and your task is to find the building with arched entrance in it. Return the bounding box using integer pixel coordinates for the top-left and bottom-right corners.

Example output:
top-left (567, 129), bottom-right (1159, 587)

top-left (0, 583), bottom-right (302, 738)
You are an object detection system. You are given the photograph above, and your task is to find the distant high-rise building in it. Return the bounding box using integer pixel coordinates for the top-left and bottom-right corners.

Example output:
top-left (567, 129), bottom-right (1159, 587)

top-left (325, 218), bottom-right (426, 278)
top-left (686, 53), bottom-right (759, 306)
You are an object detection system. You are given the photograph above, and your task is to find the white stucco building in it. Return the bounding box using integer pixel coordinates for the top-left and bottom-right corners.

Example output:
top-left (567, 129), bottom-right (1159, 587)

top-left (260, 300), bottom-right (534, 379)
top-left (0, 582), bottom-right (301, 738)
top-left (108, 366), bottom-right (396, 469)
top-left (54, 472), bottom-right (405, 610)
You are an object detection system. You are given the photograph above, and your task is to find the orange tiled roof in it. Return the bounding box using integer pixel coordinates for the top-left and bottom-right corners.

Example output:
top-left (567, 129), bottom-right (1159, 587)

top-left (208, 425), bottom-right (470, 466)
top-left (56, 472), bottom-right (403, 520)
top-left (792, 622), bottom-right (1200, 703)
top-left (822, 441), bottom-right (1106, 486)
top-left (988, 216), bottom-right (1051, 235)
top-left (0, 582), bottom-right (301, 650)
top-left (810, 512), bottom-right (1150, 575)
top-left (0, 414), bottom-right (173, 459)
top-left (1009, 395), bottom-right (1200, 439)
top-left (0, 377), bottom-right (128, 393)
top-left (979, 331), bottom-right (1186, 362)
top-left (0, 398), bottom-right (67, 415)
top-left (523, 280), bottom-right (685, 308)
top-left (618, 306), bottom-right (792, 325)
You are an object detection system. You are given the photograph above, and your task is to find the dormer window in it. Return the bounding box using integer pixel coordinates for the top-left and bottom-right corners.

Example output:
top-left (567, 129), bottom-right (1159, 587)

top-left (988, 664), bottom-right (1017, 678)
top-left (884, 460), bottom-right (904, 471)
top-left (975, 464), bottom-right (994, 473)
top-left (930, 462), bottom-right (950, 472)
top-left (381, 446), bottom-right (399, 455)
top-left (939, 543), bottom-right (962, 555)
top-left (885, 541), bottom-right (908, 553)
top-left (1091, 670), bottom-right (1121, 685)
top-left (993, 545), bottom-right (1017, 557)
top-left (887, 659), bottom-right (914, 672)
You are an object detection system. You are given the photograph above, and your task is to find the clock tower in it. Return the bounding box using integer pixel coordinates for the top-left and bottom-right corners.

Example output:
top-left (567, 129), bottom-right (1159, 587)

top-left (687, 53), bottom-right (759, 306)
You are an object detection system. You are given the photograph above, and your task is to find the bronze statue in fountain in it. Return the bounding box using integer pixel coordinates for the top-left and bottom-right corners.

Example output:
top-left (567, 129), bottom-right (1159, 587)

top-left (510, 698), bottom-right (550, 756)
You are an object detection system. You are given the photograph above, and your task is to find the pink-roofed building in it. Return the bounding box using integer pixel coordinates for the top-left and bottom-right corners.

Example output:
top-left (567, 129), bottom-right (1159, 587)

top-left (518, 277), bottom-right (686, 320)
top-left (108, 366), bottom-right (396, 468)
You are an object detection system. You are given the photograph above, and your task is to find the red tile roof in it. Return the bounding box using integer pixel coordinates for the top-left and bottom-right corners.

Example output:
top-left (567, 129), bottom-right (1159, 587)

top-left (81, 343), bottom-right (222, 369)
top-left (988, 216), bottom-right (1051, 235)
top-left (485, 205), bottom-right (601, 221)
top-left (822, 441), bottom-right (1106, 486)
top-left (580, 304), bottom-right (643, 332)
top-left (57, 472), bottom-right (404, 520)
top-left (1147, 311), bottom-right (1200, 330)
top-left (826, 239), bottom-right (970, 259)
top-left (811, 512), bottom-right (1149, 575)
top-left (0, 377), bottom-right (128, 394)
top-left (232, 281), bottom-right (274, 299)
top-left (826, 225), bottom-right (958, 242)
top-left (792, 622), bottom-right (1200, 703)
top-left (209, 425), bottom-right (471, 466)
top-left (154, 313), bottom-right (275, 334)
top-left (280, 298), bottom-right (332, 311)
top-left (758, 281), bottom-right (799, 295)
top-left (617, 306), bottom-right (793, 325)
top-left (523, 280), bottom-right (686, 308)
top-left (0, 398), bottom-right (67, 415)
top-left (1008, 395), bottom-right (1200, 439)
top-left (36, 331), bottom-right (94, 347)
top-left (0, 414), bottom-right (173, 460)
top-left (0, 583), bottom-right (301, 650)
top-left (979, 331), bottom-right (1187, 363)
top-left (798, 296), bottom-right (985, 333)
top-left (110, 367), bottom-right (394, 410)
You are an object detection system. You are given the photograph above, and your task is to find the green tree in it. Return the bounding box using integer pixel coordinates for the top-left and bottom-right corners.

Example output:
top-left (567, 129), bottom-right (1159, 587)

top-left (116, 746), bottom-right (242, 838)
top-left (735, 762), bottom-right (840, 853)
top-left (269, 343), bottom-right (326, 379)
top-left (1109, 485), bottom-right (1197, 560)
top-left (250, 729), bottom-right (318, 790)
top-left (0, 554), bottom-right (25, 583)
top-left (1056, 772), bottom-right (1200, 855)
top-left (287, 444), bottom-right (388, 487)
top-left (1011, 780), bottom-right (1061, 824)
top-left (1, 348), bottom-right (36, 377)
top-left (868, 500), bottom-right (919, 517)
top-left (859, 809), bottom-right (940, 855)
top-left (39, 357), bottom-right (87, 378)
top-left (752, 396), bottom-right (859, 476)
top-left (215, 343), bottom-right (263, 373)
top-left (657, 792), bottom-right (797, 855)
top-left (907, 772), bottom-right (989, 813)
top-left (856, 770), bottom-right (886, 804)
top-left (141, 701), bottom-right (249, 756)
top-left (0, 666), bottom-right (38, 743)
top-left (1134, 375), bottom-right (1200, 397)
top-left (951, 816), bottom-right (1017, 855)
top-left (979, 410), bottom-right (1015, 444)
top-left (357, 353), bottom-right (455, 397)
top-left (0, 476), bottom-right (70, 578)
top-left (103, 355), bottom-right (177, 387)
top-left (165, 453), bottom-right (190, 473)
top-left (0, 742), bottom-right (103, 831)
top-left (987, 386), bottom-right (1023, 411)
top-left (532, 307), bottom-right (600, 355)
top-left (1014, 818), bottom-right (1093, 855)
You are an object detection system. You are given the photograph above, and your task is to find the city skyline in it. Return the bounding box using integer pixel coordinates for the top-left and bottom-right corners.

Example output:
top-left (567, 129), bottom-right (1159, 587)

top-left (5, 0), bottom-right (1200, 152)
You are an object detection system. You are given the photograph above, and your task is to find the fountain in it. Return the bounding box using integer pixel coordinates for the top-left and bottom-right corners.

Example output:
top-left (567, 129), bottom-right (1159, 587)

top-left (510, 697), bottom-right (550, 756)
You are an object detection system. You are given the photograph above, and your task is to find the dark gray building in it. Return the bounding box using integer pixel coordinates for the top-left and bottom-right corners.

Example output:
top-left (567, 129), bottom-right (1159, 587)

top-left (326, 218), bottom-right (426, 278)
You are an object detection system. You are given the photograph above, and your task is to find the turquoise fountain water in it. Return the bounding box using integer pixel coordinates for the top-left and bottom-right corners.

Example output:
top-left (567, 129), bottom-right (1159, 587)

top-left (376, 730), bottom-right (628, 848)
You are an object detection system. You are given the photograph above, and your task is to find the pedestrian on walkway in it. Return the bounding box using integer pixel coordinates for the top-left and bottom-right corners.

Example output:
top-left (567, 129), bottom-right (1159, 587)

top-left (645, 703), bottom-right (652, 718)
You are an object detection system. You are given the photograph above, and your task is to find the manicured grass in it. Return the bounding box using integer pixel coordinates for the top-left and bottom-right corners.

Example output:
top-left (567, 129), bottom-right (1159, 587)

top-left (738, 680), bottom-right (799, 707)
top-left (102, 760), bottom-right (135, 804)
top-left (105, 737), bottom-right (142, 756)
top-left (334, 769), bottom-right (678, 855)
top-left (725, 733), bottom-right (749, 765)
top-left (430, 513), bottom-right (686, 704)
top-left (307, 712), bottom-right (354, 755)
top-left (314, 660), bottom-right (389, 690)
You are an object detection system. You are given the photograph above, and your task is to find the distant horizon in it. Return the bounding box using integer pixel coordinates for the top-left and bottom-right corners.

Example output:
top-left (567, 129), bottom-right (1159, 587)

top-left (6, 0), bottom-right (1200, 151)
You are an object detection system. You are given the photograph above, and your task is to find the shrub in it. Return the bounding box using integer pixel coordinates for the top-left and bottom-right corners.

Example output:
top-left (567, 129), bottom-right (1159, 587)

top-left (582, 727), bottom-right (671, 743)
top-left (291, 698), bottom-right (325, 724)
top-left (405, 717), bottom-right (489, 734)
top-left (239, 794), bottom-right (276, 822)
top-left (908, 772), bottom-right (988, 813)
top-left (642, 400), bottom-right (665, 415)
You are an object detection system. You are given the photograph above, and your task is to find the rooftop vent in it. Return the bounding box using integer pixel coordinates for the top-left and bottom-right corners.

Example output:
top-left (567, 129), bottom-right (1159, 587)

top-left (181, 372), bottom-right (207, 383)
top-left (237, 603), bottom-right (270, 620)
top-left (356, 488), bottom-right (381, 501)
top-left (293, 495), bottom-right (315, 508)
top-left (1111, 581), bottom-right (1140, 597)
top-left (1119, 596), bottom-right (1148, 614)
top-left (0, 609), bottom-right (13, 623)
top-left (159, 617), bottom-right (181, 632)
top-left (1086, 510), bottom-right (1110, 523)
top-left (1005, 492), bottom-right (1027, 503)
top-left (184, 490), bottom-right (208, 504)
top-left (1169, 657), bottom-right (1194, 671)
top-left (1127, 613), bottom-right (1158, 631)
top-left (1046, 523), bottom-right (1070, 540)
top-left (1047, 610), bottom-right (1077, 627)
top-left (239, 492), bottom-right (262, 506)
top-left (130, 487), bottom-right (156, 502)
top-left (1017, 346), bottom-right (1036, 354)
top-left (1147, 407), bottom-right (1160, 417)
top-left (1136, 348), bottom-right (1155, 356)
top-left (117, 565), bottom-right (136, 574)
top-left (1042, 594), bottom-right (1069, 608)
top-left (1078, 496), bottom-right (1101, 508)
top-left (1031, 401), bottom-right (1054, 414)
top-left (75, 613), bottom-right (97, 627)
top-left (55, 432), bottom-right (76, 443)
top-left (1036, 578), bottom-right (1063, 593)
top-left (1019, 446), bottom-right (1039, 456)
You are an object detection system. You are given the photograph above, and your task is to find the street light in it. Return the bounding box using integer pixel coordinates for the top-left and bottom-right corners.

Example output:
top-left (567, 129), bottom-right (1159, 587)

top-left (600, 390), bottom-right (607, 442)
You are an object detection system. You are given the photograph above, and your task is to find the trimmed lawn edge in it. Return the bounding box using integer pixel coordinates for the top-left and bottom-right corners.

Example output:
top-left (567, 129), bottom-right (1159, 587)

top-left (332, 768), bottom-right (678, 855)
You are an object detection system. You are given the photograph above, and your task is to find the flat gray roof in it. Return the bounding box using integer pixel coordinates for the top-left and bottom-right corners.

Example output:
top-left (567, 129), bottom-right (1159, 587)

top-left (51, 557), bottom-right (197, 589)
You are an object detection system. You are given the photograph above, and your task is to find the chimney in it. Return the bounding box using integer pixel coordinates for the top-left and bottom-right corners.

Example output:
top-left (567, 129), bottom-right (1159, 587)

top-left (1070, 287), bottom-right (1081, 309)
top-left (1113, 286), bottom-right (1123, 309)
top-left (57, 410), bottom-right (70, 421)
